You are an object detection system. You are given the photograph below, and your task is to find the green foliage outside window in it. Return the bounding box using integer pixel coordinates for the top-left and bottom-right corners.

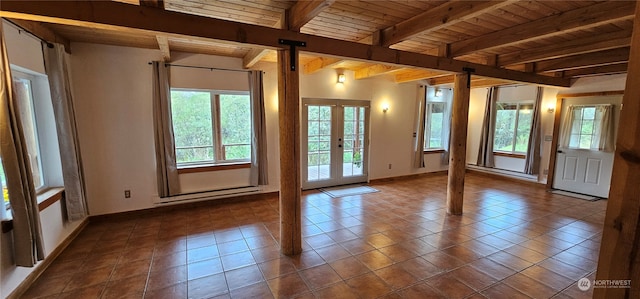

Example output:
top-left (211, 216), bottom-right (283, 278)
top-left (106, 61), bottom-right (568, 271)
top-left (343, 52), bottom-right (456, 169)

top-left (494, 103), bottom-right (533, 153)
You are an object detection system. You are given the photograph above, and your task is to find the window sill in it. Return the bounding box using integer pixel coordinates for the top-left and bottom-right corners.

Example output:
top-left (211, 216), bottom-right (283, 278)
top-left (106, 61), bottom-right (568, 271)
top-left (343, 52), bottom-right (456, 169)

top-left (493, 152), bottom-right (526, 159)
top-left (424, 149), bottom-right (445, 154)
top-left (38, 187), bottom-right (65, 212)
top-left (178, 162), bottom-right (251, 174)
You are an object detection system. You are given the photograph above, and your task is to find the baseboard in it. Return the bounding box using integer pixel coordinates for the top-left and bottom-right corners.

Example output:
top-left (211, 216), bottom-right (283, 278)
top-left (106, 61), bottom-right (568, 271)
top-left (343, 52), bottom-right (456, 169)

top-left (369, 170), bottom-right (448, 184)
top-left (466, 167), bottom-right (543, 188)
top-left (90, 191), bottom-right (279, 222)
top-left (7, 218), bottom-right (89, 299)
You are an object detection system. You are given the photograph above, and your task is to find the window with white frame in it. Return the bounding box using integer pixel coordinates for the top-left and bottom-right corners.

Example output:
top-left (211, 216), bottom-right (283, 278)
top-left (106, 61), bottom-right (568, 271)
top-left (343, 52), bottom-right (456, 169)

top-left (424, 102), bottom-right (447, 150)
top-left (567, 106), bottom-right (599, 149)
top-left (493, 102), bottom-right (533, 154)
top-left (170, 89), bottom-right (251, 166)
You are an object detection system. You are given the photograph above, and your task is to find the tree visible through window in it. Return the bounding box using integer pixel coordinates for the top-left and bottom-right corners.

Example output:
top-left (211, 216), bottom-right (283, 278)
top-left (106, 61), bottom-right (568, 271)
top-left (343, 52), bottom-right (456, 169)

top-left (170, 90), bottom-right (251, 165)
top-left (494, 103), bottom-right (533, 153)
top-left (425, 102), bottom-right (446, 150)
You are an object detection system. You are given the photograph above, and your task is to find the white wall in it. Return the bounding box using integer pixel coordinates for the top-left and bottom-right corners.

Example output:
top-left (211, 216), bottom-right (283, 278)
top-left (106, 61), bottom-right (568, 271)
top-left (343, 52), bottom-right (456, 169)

top-left (1, 21), bottom-right (85, 298)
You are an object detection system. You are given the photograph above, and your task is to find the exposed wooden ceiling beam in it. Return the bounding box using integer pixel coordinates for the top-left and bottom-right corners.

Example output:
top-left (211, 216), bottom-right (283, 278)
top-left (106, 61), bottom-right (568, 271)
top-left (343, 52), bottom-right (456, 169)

top-left (376, 0), bottom-right (514, 47)
top-left (449, 1), bottom-right (635, 57)
top-left (288, 0), bottom-right (335, 31)
top-left (243, 48), bottom-right (270, 68)
top-left (7, 18), bottom-right (71, 53)
top-left (536, 47), bottom-right (630, 73)
top-left (498, 30), bottom-right (632, 66)
top-left (303, 57), bottom-right (343, 74)
top-left (0, 0), bottom-right (571, 87)
top-left (156, 35), bottom-right (170, 61)
top-left (139, 0), bottom-right (164, 9)
top-left (428, 75), bottom-right (513, 88)
top-left (395, 70), bottom-right (448, 84)
top-left (355, 64), bottom-right (402, 80)
top-left (560, 63), bottom-right (627, 78)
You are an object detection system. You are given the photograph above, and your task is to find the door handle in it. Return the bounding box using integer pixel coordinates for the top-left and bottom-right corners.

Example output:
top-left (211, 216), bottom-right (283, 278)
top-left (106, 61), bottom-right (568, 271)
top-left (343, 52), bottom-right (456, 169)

top-left (557, 150), bottom-right (563, 153)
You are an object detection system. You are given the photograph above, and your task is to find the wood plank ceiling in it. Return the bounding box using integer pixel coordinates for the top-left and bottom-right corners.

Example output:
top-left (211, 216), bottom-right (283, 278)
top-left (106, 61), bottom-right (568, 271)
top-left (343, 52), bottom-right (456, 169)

top-left (5, 0), bottom-right (634, 86)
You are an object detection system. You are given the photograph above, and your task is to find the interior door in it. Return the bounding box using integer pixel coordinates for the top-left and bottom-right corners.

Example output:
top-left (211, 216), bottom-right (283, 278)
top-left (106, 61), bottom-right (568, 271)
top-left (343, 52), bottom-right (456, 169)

top-left (302, 99), bottom-right (370, 189)
top-left (553, 95), bottom-right (622, 198)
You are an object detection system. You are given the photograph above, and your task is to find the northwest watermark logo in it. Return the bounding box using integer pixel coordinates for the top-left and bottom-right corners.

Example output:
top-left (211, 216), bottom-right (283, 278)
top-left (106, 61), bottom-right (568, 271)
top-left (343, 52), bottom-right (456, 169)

top-left (577, 278), bottom-right (631, 291)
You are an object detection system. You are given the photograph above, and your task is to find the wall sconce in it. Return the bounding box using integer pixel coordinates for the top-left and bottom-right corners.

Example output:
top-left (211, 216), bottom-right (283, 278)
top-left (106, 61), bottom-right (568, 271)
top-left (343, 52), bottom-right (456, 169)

top-left (382, 103), bottom-right (390, 113)
top-left (434, 89), bottom-right (443, 97)
top-left (547, 104), bottom-right (555, 113)
top-left (337, 74), bottom-right (346, 83)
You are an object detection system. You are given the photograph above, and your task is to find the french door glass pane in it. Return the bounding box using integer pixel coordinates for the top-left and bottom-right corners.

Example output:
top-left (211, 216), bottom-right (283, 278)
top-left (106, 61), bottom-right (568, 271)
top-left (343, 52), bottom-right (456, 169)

top-left (308, 106), bottom-right (332, 181)
top-left (343, 106), bottom-right (364, 177)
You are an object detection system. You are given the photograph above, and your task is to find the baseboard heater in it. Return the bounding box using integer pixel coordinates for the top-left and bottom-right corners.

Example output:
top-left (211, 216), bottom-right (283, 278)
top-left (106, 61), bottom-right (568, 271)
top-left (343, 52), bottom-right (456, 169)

top-left (153, 186), bottom-right (261, 205)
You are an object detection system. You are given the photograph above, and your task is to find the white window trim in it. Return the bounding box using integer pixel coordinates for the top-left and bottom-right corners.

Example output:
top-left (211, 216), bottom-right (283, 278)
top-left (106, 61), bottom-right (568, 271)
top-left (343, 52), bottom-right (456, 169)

top-left (493, 102), bottom-right (533, 155)
top-left (424, 101), bottom-right (448, 151)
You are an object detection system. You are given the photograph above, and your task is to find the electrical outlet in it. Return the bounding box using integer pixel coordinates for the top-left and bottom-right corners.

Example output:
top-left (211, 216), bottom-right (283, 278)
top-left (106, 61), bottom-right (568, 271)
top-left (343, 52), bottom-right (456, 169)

top-left (124, 190), bottom-right (131, 198)
top-left (388, 163), bottom-right (392, 169)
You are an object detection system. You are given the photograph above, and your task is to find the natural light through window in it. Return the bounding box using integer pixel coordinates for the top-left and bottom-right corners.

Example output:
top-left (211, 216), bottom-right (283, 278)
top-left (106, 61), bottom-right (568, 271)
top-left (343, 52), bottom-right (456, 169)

top-left (424, 102), bottom-right (446, 150)
top-left (170, 89), bottom-right (251, 166)
top-left (13, 76), bottom-right (44, 189)
top-left (494, 102), bottom-right (533, 154)
top-left (568, 106), bottom-right (598, 149)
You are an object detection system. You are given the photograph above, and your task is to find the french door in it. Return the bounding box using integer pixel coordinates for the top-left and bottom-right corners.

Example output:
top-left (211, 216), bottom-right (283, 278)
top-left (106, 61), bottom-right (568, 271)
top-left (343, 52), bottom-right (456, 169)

top-left (302, 99), bottom-right (370, 189)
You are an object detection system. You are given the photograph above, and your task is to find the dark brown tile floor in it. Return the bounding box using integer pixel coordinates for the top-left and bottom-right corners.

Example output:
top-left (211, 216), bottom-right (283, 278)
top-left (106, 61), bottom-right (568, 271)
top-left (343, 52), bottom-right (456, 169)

top-left (23, 173), bottom-right (604, 298)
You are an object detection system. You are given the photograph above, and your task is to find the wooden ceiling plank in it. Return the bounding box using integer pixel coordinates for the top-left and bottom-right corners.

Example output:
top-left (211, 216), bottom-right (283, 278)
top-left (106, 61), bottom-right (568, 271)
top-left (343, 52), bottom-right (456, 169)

top-left (8, 19), bottom-right (71, 53)
top-left (156, 35), bottom-right (170, 61)
top-left (561, 63), bottom-right (628, 78)
top-left (354, 64), bottom-right (402, 80)
top-left (498, 30), bottom-right (632, 66)
top-left (303, 57), bottom-right (342, 74)
top-left (449, 1), bottom-right (635, 57)
top-left (288, 0), bottom-right (335, 31)
top-left (536, 47), bottom-right (630, 73)
top-left (0, 0), bottom-right (570, 87)
top-left (378, 0), bottom-right (514, 47)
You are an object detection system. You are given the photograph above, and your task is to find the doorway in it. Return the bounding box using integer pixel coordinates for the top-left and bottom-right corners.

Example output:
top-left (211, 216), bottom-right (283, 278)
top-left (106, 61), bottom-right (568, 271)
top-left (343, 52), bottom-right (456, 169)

top-left (301, 98), bottom-right (370, 189)
top-left (552, 95), bottom-right (622, 198)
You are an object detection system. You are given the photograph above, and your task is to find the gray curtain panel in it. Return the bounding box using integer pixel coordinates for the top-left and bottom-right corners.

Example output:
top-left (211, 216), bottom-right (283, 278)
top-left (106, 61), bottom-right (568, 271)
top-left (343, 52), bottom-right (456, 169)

top-left (477, 87), bottom-right (498, 167)
top-left (44, 43), bottom-right (88, 221)
top-left (413, 85), bottom-right (426, 168)
top-left (524, 87), bottom-right (543, 175)
top-left (151, 61), bottom-right (180, 197)
top-left (249, 70), bottom-right (269, 186)
top-left (0, 23), bottom-right (45, 267)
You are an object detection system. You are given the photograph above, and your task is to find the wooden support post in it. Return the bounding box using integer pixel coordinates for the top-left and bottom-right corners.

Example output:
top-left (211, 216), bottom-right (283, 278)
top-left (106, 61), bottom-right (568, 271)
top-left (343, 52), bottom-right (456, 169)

top-left (595, 2), bottom-right (640, 297)
top-left (446, 73), bottom-right (471, 215)
top-left (278, 48), bottom-right (302, 256)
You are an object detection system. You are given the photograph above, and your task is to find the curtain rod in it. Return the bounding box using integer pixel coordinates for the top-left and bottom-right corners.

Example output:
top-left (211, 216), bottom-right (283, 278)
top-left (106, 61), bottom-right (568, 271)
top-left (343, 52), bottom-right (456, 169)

top-left (147, 62), bottom-right (252, 73)
top-left (4, 19), bottom-right (54, 48)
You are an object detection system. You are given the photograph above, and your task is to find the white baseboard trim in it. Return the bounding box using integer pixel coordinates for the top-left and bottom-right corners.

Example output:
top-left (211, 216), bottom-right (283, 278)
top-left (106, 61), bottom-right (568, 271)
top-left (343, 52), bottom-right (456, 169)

top-left (152, 186), bottom-right (262, 206)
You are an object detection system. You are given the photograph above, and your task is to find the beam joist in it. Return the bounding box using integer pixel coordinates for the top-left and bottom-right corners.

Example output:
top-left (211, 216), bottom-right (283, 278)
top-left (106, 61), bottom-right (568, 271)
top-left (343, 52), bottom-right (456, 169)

top-left (0, 0), bottom-right (571, 87)
top-left (560, 63), bottom-right (628, 78)
top-left (377, 0), bottom-right (514, 47)
top-left (156, 35), bottom-right (170, 61)
top-left (536, 47), bottom-right (630, 73)
top-left (303, 57), bottom-right (342, 74)
top-left (449, 1), bottom-right (635, 57)
top-left (498, 30), bottom-right (631, 67)
top-left (288, 0), bottom-right (335, 31)
top-left (243, 48), bottom-right (270, 68)
top-left (355, 64), bottom-right (402, 80)
top-left (394, 70), bottom-right (448, 84)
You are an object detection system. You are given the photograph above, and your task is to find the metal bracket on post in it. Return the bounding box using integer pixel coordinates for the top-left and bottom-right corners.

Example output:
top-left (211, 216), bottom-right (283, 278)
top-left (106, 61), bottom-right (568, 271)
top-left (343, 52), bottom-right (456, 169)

top-left (279, 39), bottom-right (306, 71)
top-left (462, 67), bottom-right (476, 88)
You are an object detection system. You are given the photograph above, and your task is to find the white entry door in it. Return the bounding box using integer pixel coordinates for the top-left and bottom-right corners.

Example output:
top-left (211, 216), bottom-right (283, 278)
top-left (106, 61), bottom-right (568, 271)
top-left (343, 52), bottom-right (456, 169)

top-left (302, 99), bottom-right (370, 189)
top-left (553, 95), bottom-right (622, 198)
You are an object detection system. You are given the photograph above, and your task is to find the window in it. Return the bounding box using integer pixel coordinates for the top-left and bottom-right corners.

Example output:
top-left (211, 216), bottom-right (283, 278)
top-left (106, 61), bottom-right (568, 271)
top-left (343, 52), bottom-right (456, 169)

top-left (424, 102), bottom-right (446, 150)
top-left (568, 106), bottom-right (598, 149)
top-left (493, 102), bottom-right (533, 154)
top-left (170, 89), bottom-right (251, 166)
top-left (13, 75), bottom-right (45, 190)
top-left (1, 159), bottom-right (8, 218)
